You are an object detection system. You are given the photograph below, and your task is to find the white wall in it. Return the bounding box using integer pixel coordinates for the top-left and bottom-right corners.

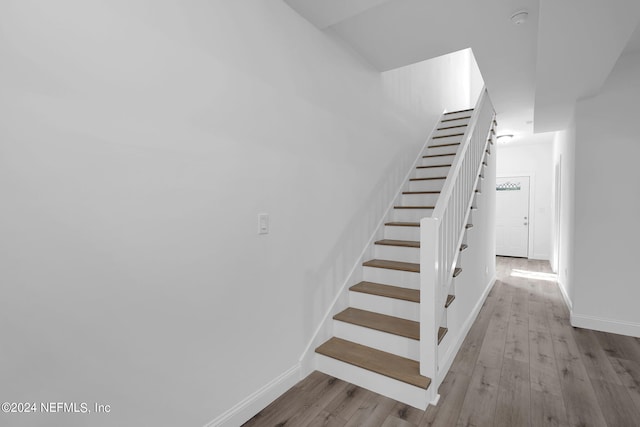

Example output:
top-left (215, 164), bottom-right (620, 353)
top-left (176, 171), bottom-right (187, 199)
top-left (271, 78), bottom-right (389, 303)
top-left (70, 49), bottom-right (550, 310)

top-left (496, 135), bottom-right (554, 260)
top-left (571, 50), bottom-right (640, 336)
top-left (382, 48), bottom-right (478, 119)
top-left (0, 1), bottom-right (478, 426)
top-left (552, 119), bottom-right (576, 309)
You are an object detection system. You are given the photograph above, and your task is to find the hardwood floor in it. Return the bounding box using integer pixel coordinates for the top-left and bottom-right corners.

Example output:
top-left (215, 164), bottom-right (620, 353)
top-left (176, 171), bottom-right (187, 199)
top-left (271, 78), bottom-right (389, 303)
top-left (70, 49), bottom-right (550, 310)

top-left (243, 257), bottom-right (640, 427)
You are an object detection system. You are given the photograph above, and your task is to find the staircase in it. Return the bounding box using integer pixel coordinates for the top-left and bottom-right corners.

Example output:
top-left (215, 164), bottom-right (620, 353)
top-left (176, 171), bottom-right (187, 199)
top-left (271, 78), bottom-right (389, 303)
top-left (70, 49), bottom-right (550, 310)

top-left (314, 91), bottom-right (496, 409)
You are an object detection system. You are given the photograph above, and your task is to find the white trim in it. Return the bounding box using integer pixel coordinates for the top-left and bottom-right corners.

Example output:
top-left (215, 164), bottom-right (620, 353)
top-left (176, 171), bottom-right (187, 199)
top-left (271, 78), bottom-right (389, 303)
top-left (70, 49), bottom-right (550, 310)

top-left (531, 252), bottom-right (550, 261)
top-left (436, 275), bottom-right (496, 385)
top-left (297, 115), bottom-right (445, 376)
top-left (204, 364), bottom-right (301, 427)
top-left (556, 278), bottom-right (573, 311)
top-left (571, 313), bottom-right (640, 338)
top-left (496, 172), bottom-right (535, 258)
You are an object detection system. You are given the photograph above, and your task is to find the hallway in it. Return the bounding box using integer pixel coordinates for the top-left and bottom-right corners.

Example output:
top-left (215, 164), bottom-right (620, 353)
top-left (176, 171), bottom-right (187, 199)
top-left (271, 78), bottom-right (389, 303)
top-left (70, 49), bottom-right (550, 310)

top-left (243, 257), bottom-right (640, 427)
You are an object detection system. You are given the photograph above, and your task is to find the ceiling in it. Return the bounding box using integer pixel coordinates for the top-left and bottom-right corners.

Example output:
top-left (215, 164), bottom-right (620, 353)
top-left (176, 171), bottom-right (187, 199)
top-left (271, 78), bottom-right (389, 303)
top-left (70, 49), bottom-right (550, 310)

top-left (285, 0), bottom-right (640, 139)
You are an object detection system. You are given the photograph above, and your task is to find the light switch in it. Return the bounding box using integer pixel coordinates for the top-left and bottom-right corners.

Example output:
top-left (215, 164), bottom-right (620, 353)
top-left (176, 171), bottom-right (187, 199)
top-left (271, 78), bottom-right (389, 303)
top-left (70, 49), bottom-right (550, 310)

top-left (258, 213), bottom-right (269, 235)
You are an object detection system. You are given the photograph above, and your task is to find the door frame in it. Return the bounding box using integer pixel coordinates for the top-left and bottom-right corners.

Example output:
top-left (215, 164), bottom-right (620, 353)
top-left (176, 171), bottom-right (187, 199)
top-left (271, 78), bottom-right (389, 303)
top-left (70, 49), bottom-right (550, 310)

top-left (496, 172), bottom-right (535, 258)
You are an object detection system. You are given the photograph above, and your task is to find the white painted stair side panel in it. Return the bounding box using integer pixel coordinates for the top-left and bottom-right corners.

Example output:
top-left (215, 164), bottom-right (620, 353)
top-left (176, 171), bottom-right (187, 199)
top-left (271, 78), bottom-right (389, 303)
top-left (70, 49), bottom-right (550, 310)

top-left (333, 320), bottom-right (419, 361)
top-left (384, 225), bottom-right (420, 241)
top-left (374, 244), bottom-right (419, 264)
top-left (349, 291), bottom-right (420, 322)
top-left (362, 267), bottom-right (420, 289)
top-left (315, 354), bottom-right (429, 410)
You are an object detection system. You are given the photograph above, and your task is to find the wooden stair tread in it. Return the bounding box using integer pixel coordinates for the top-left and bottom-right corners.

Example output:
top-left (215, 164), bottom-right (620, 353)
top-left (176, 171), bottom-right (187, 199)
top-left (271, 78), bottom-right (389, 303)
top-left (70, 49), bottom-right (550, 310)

top-left (363, 259), bottom-right (420, 273)
top-left (444, 108), bottom-right (474, 115)
top-left (433, 133), bottom-right (464, 139)
top-left (410, 177), bottom-right (447, 181)
top-left (460, 243), bottom-right (468, 251)
top-left (334, 308), bottom-right (419, 340)
top-left (466, 223), bottom-right (473, 229)
top-left (385, 222), bottom-right (420, 227)
top-left (423, 153), bottom-right (456, 158)
top-left (441, 116), bottom-right (471, 122)
top-left (416, 164), bottom-right (451, 169)
top-left (429, 142), bottom-right (461, 148)
top-left (315, 337), bottom-right (431, 389)
top-left (394, 205), bottom-right (435, 209)
top-left (350, 281), bottom-right (420, 303)
top-left (445, 294), bottom-right (455, 308)
top-left (453, 267), bottom-right (462, 277)
top-left (402, 191), bottom-right (440, 195)
top-left (437, 124), bottom-right (467, 130)
top-left (438, 327), bottom-right (448, 344)
top-left (375, 239), bottom-right (420, 248)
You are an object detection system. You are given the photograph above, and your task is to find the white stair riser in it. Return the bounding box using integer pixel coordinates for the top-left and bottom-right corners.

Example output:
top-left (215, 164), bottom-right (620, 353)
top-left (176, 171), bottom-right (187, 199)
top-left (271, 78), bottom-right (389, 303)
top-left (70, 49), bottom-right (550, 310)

top-left (363, 266), bottom-right (420, 289)
top-left (409, 179), bottom-right (445, 192)
top-left (394, 208), bottom-right (434, 222)
top-left (349, 291), bottom-right (420, 322)
top-left (434, 126), bottom-right (467, 137)
top-left (374, 244), bottom-right (420, 264)
top-left (414, 166), bottom-right (450, 179)
top-left (401, 193), bottom-right (439, 206)
top-left (384, 225), bottom-right (419, 241)
top-left (420, 155), bottom-right (456, 167)
top-left (439, 117), bottom-right (470, 127)
top-left (430, 135), bottom-right (463, 145)
top-left (427, 145), bottom-right (459, 156)
top-left (443, 111), bottom-right (472, 121)
top-left (315, 354), bottom-right (429, 410)
top-left (333, 321), bottom-right (419, 361)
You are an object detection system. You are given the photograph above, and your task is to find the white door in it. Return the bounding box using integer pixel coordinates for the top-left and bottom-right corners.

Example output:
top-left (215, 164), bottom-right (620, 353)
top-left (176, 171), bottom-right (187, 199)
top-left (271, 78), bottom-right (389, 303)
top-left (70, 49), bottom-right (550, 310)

top-left (496, 176), bottom-right (530, 257)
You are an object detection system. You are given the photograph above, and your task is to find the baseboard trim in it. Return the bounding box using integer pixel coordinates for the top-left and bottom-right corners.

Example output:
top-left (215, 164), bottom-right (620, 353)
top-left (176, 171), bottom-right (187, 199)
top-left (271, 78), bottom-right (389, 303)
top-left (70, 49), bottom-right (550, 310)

top-left (570, 313), bottom-right (640, 338)
top-left (204, 364), bottom-right (301, 427)
top-left (556, 279), bottom-right (573, 311)
top-left (436, 274), bottom-right (496, 385)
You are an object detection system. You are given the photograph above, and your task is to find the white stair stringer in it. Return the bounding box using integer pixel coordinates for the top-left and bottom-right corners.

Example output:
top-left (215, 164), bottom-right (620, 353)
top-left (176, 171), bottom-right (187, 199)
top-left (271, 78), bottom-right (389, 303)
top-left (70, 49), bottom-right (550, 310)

top-left (316, 354), bottom-right (431, 410)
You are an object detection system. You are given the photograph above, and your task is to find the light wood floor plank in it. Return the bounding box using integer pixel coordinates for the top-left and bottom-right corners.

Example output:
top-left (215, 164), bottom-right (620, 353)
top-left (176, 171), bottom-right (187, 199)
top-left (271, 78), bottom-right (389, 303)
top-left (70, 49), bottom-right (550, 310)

top-left (455, 365), bottom-right (501, 427)
top-left (530, 389), bottom-right (569, 427)
top-left (589, 378), bottom-right (640, 427)
top-left (494, 358), bottom-right (531, 427)
top-left (343, 393), bottom-right (397, 427)
top-left (308, 410), bottom-right (348, 427)
top-left (608, 356), bottom-right (640, 413)
top-left (419, 372), bottom-right (471, 427)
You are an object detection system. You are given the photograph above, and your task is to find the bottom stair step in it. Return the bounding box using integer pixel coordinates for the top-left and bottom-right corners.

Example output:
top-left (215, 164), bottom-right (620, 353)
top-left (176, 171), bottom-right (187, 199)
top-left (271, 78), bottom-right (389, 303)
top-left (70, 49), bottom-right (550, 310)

top-left (316, 337), bottom-right (431, 389)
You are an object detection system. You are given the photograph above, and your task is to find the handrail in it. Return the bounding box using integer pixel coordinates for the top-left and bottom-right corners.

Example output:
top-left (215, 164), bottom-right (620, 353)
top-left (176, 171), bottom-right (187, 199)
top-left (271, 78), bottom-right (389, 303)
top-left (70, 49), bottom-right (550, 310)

top-left (419, 87), bottom-right (495, 402)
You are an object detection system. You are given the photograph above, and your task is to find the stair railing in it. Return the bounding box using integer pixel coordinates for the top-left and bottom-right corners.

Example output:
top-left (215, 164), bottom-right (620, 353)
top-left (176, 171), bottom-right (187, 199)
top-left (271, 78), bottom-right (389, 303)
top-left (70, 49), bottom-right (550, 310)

top-left (419, 87), bottom-right (495, 401)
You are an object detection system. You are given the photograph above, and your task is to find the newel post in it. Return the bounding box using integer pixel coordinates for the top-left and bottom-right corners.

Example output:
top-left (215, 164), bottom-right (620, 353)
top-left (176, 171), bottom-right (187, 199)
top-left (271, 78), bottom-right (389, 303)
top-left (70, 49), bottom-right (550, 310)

top-left (420, 217), bottom-right (440, 403)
